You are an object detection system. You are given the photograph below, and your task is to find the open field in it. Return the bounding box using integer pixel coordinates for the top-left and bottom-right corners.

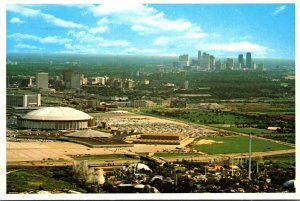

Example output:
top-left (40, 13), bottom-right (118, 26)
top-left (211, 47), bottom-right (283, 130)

top-left (7, 166), bottom-right (79, 193)
top-left (209, 125), bottom-right (295, 144)
top-left (192, 136), bottom-right (293, 154)
top-left (6, 141), bottom-right (178, 163)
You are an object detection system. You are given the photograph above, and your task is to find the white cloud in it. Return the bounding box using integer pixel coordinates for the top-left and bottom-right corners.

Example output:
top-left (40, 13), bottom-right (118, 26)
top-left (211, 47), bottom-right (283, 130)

top-left (153, 36), bottom-right (169, 46)
top-left (205, 41), bottom-right (269, 55)
top-left (272, 5), bottom-right (287, 15)
top-left (97, 17), bottom-right (109, 25)
top-left (8, 33), bottom-right (71, 44)
top-left (66, 30), bottom-right (129, 47)
top-left (89, 3), bottom-right (204, 35)
top-left (7, 5), bottom-right (85, 29)
top-left (14, 43), bottom-right (38, 49)
top-left (10, 17), bottom-right (24, 24)
top-left (40, 13), bottom-right (86, 29)
top-left (7, 5), bottom-right (40, 17)
top-left (89, 26), bottom-right (109, 34)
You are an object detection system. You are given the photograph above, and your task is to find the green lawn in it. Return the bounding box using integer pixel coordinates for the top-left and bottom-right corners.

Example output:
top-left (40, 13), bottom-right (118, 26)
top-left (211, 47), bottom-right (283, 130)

top-left (72, 154), bottom-right (133, 160)
top-left (193, 136), bottom-right (293, 154)
top-left (7, 167), bottom-right (76, 192)
top-left (154, 152), bottom-right (203, 158)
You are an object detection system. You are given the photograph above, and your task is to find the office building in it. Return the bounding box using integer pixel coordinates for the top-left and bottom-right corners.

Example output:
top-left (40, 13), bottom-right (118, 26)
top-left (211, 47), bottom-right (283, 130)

top-left (70, 73), bottom-right (81, 89)
top-left (179, 54), bottom-right (190, 68)
top-left (246, 52), bottom-right (252, 69)
top-left (36, 73), bottom-right (48, 89)
top-left (19, 76), bottom-right (33, 88)
top-left (200, 52), bottom-right (210, 70)
top-left (198, 51), bottom-right (202, 62)
top-left (7, 94), bottom-right (41, 107)
top-left (226, 58), bottom-right (234, 70)
top-left (209, 55), bottom-right (215, 70)
top-left (238, 54), bottom-right (244, 68)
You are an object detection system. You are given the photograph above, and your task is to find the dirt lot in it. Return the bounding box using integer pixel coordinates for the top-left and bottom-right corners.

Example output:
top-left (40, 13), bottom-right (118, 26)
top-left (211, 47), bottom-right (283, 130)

top-left (7, 141), bottom-right (178, 163)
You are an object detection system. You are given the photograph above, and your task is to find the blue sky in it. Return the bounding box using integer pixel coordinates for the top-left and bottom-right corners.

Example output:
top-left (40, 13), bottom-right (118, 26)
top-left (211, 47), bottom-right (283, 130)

top-left (6, 4), bottom-right (295, 59)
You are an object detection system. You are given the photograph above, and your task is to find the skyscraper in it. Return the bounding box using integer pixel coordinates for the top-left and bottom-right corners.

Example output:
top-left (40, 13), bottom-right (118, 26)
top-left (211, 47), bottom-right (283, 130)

top-left (198, 51), bottom-right (202, 63)
top-left (226, 58), bottom-right (234, 70)
top-left (179, 54), bottom-right (189, 68)
top-left (200, 52), bottom-right (210, 70)
top-left (70, 73), bottom-right (81, 89)
top-left (209, 55), bottom-right (215, 70)
top-left (238, 54), bottom-right (244, 68)
top-left (246, 52), bottom-right (252, 69)
top-left (36, 73), bottom-right (48, 89)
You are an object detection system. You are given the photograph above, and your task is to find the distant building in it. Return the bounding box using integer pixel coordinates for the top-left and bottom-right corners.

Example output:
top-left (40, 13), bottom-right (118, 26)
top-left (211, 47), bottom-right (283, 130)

top-left (226, 58), bottom-right (234, 70)
top-left (63, 69), bottom-right (82, 89)
top-left (63, 69), bottom-right (73, 87)
top-left (19, 76), bottom-right (33, 88)
top-left (215, 60), bottom-right (221, 71)
top-left (200, 52), bottom-right (210, 70)
top-left (179, 54), bottom-right (189, 68)
top-left (238, 54), bottom-right (244, 68)
top-left (125, 79), bottom-right (135, 90)
top-left (70, 73), bottom-right (81, 89)
top-left (246, 52), bottom-right (252, 69)
top-left (198, 50), bottom-right (202, 63)
top-left (209, 55), bottom-right (215, 70)
top-left (36, 73), bottom-right (48, 89)
top-left (133, 100), bottom-right (154, 108)
top-left (7, 94), bottom-right (41, 107)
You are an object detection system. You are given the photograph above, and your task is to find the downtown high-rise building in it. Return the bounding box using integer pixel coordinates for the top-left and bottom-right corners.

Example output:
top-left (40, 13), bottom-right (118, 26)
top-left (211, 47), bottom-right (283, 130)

top-left (238, 54), bottom-right (244, 68)
top-left (198, 51), bottom-right (202, 62)
top-left (226, 58), bottom-right (234, 70)
top-left (63, 69), bottom-right (82, 89)
top-left (246, 52), bottom-right (252, 69)
top-left (36, 72), bottom-right (48, 89)
top-left (209, 55), bottom-right (215, 70)
top-left (200, 52), bottom-right (210, 70)
top-left (179, 54), bottom-right (190, 68)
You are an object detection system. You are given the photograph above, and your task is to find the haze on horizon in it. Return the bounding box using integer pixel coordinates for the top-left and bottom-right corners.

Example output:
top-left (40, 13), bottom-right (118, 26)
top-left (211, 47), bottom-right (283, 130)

top-left (6, 4), bottom-right (295, 59)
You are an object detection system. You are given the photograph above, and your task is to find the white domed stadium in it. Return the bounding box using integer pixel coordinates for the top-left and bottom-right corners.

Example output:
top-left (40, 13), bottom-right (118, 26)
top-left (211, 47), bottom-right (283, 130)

top-left (18, 107), bottom-right (96, 130)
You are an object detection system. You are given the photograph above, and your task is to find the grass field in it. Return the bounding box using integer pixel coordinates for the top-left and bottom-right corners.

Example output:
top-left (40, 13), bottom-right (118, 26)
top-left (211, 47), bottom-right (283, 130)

top-left (7, 167), bottom-right (77, 193)
top-left (72, 154), bottom-right (134, 161)
top-left (193, 136), bottom-right (293, 154)
top-left (154, 152), bottom-right (203, 158)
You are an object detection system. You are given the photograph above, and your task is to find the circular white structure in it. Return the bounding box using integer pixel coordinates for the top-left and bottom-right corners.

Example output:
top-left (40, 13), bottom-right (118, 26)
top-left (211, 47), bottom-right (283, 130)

top-left (18, 107), bottom-right (95, 130)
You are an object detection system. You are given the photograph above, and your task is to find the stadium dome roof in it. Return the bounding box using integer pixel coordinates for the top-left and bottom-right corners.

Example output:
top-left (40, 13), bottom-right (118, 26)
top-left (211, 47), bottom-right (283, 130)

top-left (21, 107), bottom-right (93, 121)
top-left (66, 129), bottom-right (112, 138)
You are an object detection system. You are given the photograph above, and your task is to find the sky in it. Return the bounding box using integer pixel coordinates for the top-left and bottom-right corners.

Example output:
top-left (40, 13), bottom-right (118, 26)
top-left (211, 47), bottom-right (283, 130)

top-left (6, 3), bottom-right (295, 59)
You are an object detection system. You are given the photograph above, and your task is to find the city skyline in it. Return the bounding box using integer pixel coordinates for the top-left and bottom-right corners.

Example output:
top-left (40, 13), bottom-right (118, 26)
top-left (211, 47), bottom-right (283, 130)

top-left (6, 4), bottom-right (295, 59)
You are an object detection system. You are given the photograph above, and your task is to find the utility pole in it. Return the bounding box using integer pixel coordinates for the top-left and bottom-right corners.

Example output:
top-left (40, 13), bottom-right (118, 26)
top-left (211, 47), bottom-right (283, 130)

top-left (248, 128), bottom-right (252, 180)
